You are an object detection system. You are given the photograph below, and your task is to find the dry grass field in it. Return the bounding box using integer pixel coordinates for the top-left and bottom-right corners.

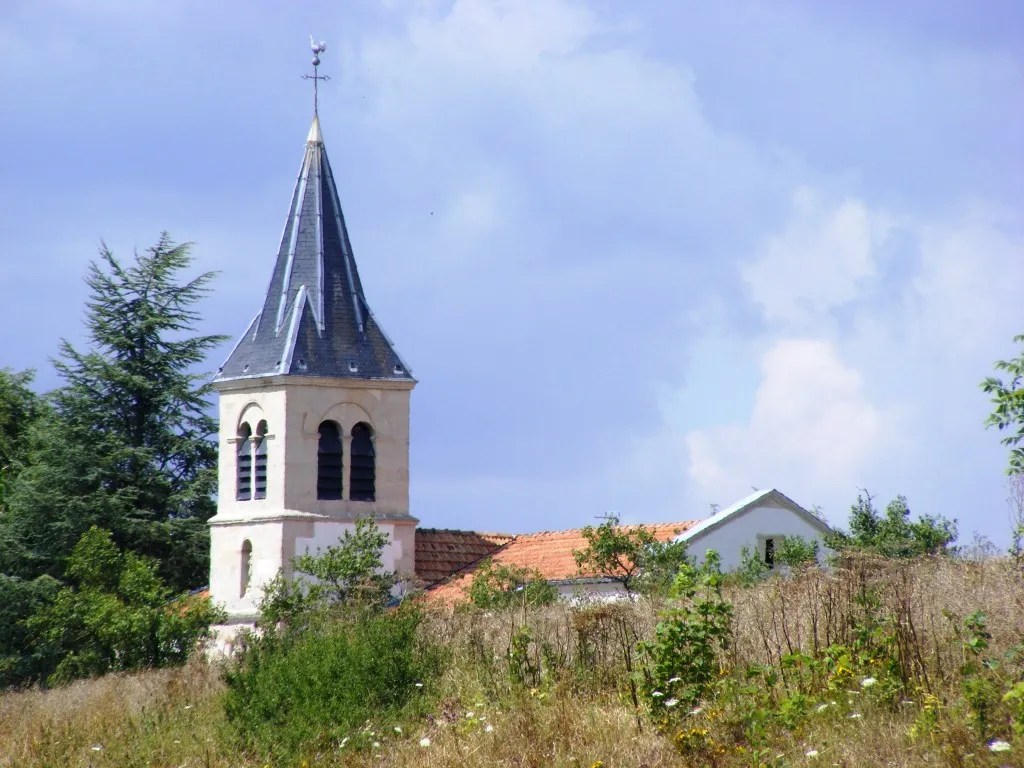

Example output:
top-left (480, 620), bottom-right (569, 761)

top-left (1, 556), bottom-right (1023, 767)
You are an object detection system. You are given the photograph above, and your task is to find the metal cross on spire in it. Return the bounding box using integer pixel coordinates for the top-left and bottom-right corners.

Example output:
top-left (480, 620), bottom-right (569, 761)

top-left (302, 36), bottom-right (330, 115)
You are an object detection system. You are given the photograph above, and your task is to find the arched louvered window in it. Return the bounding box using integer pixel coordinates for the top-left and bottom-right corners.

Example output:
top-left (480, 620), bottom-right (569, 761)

top-left (350, 422), bottom-right (376, 502)
top-left (236, 424), bottom-right (253, 501)
top-left (240, 539), bottom-right (252, 597)
top-left (253, 420), bottom-right (268, 500)
top-left (317, 421), bottom-right (343, 500)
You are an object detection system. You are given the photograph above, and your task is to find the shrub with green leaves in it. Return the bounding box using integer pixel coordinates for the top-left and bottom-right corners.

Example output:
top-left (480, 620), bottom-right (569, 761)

top-left (223, 607), bottom-right (444, 761)
top-left (640, 550), bottom-right (733, 721)
top-left (826, 491), bottom-right (957, 558)
top-left (258, 516), bottom-right (398, 630)
top-left (466, 559), bottom-right (556, 610)
top-left (573, 514), bottom-right (690, 597)
top-left (24, 526), bottom-right (223, 686)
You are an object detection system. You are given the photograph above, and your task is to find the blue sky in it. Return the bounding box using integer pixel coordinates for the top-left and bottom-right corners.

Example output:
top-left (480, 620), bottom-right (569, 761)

top-left (2, 0), bottom-right (1022, 544)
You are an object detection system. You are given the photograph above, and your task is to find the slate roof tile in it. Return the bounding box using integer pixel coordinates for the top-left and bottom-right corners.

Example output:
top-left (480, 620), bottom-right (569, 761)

top-left (215, 115), bottom-right (411, 383)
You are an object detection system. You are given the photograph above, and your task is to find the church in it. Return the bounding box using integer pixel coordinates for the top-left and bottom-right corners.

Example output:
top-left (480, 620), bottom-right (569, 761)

top-left (206, 60), bottom-right (831, 650)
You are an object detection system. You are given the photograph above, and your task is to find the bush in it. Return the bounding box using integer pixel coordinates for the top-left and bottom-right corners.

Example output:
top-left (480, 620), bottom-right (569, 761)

top-left (466, 559), bottom-right (556, 610)
top-left (24, 527), bottom-right (222, 686)
top-left (223, 607), bottom-right (445, 762)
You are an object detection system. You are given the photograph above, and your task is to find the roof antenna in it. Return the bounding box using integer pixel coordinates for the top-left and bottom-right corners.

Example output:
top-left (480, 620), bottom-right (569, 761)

top-left (302, 36), bottom-right (330, 115)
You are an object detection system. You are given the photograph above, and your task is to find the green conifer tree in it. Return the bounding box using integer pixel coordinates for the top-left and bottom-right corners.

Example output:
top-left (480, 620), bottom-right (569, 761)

top-left (3, 234), bottom-right (226, 591)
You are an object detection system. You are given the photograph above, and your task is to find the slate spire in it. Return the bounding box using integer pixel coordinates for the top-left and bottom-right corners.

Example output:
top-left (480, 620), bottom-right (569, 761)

top-left (215, 114), bottom-right (412, 383)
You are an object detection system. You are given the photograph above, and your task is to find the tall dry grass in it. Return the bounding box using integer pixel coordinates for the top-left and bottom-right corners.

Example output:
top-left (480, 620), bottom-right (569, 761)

top-left (1, 555), bottom-right (1022, 767)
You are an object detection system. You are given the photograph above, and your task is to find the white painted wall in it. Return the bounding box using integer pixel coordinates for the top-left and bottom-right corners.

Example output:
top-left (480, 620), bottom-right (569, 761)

top-left (681, 502), bottom-right (829, 572)
top-left (208, 374), bottom-right (417, 641)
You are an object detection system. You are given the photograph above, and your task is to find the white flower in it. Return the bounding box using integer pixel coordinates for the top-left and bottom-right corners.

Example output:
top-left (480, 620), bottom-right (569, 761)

top-left (989, 740), bottom-right (1012, 753)
top-left (91, 746), bottom-right (103, 752)
top-left (651, 691), bottom-right (664, 697)
top-left (900, 699), bottom-right (914, 705)
top-left (393, 726), bottom-right (402, 734)
top-left (466, 711), bottom-right (475, 718)
top-left (848, 713), bottom-right (862, 719)
top-left (419, 737), bottom-right (431, 748)
top-left (815, 703), bottom-right (829, 713)
top-left (664, 698), bottom-right (678, 707)
top-left (372, 741), bottom-right (381, 749)
top-left (183, 705), bottom-right (193, 710)
top-left (667, 677), bottom-right (682, 684)
top-left (415, 682), bottom-right (424, 688)
top-left (339, 736), bottom-right (349, 749)
top-left (805, 749), bottom-right (819, 758)
top-left (860, 677), bottom-right (877, 688)
top-left (690, 707), bottom-right (703, 716)
top-left (485, 724), bottom-right (494, 733)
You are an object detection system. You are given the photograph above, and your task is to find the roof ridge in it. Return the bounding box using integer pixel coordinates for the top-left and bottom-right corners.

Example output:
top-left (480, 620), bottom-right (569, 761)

top-left (416, 528), bottom-right (515, 538)
top-left (513, 520), bottom-right (699, 538)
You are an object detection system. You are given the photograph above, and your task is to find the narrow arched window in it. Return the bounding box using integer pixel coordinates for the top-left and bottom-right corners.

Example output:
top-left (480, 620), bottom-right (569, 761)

top-left (236, 424), bottom-right (252, 501)
top-left (317, 421), bottom-right (343, 500)
top-left (350, 422), bottom-right (376, 502)
top-left (253, 420), bottom-right (268, 500)
top-left (240, 539), bottom-right (252, 597)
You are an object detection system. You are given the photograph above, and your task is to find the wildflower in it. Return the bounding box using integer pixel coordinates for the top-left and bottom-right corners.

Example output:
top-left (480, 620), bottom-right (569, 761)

top-left (415, 682), bottom-right (424, 688)
top-left (183, 704), bottom-right (193, 710)
top-left (860, 677), bottom-right (877, 688)
top-left (420, 737), bottom-right (432, 748)
top-left (816, 703), bottom-right (829, 713)
top-left (485, 724), bottom-right (494, 733)
top-left (989, 740), bottom-right (1012, 753)
top-left (848, 713), bottom-right (862, 719)
top-left (664, 698), bottom-right (678, 707)
top-left (466, 711), bottom-right (475, 718)
top-left (591, 761), bottom-right (605, 768)
top-left (372, 742), bottom-right (381, 749)
top-left (91, 746), bottom-right (103, 752)
top-left (805, 749), bottom-right (819, 758)
top-left (667, 677), bottom-right (681, 684)
top-left (900, 699), bottom-right (914, 705)
top-left (339, 736), bottom-right (349, 749)
top-left (690, 707), bottom-right (703, 716)
top-left (394, 726), bottom-right (402, 734)
top-left (651, 691), bottom-right (664, 697)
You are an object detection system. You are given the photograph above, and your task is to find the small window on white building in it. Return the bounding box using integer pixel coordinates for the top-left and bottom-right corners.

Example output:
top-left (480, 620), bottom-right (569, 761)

top-left (764, 537), bottom-right (776, 569)
top-left (253, 420), bottom-right (268, 500)
top-left (236, 424), bottom-right (253, 501)
top-left (240, 539), bottom-right (253, 597)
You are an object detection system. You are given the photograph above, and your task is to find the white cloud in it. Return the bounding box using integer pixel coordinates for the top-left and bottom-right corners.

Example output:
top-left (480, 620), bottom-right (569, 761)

top-left (904, 205), bottom-right (1024, 362)
top-left (740, 187), bottom-right (892, 329)
top-left (684, 338), bottom-right (900, 511)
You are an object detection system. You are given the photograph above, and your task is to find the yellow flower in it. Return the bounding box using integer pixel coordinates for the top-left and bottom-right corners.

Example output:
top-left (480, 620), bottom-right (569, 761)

top-left (590, 762), bottom-right (605, 768)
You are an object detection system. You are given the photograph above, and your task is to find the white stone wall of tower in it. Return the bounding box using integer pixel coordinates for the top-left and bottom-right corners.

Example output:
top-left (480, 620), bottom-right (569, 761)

top-left (207, 377), bottom-right (416, 647)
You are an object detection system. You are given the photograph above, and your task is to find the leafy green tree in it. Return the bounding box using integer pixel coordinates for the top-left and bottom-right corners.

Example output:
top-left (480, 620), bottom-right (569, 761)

top-left (3, 234), bottom-right (226, 590)
top-left (0, 574), bottom-right (60, 686)
top-left (259, 516), bottom-right (398, 629)
top-left (466, 559), bottom-right (556, 610)
top-left (982, 334), bottom-right (1024, 475)
top-left (25, 526), bottom-right (223, 686)
top-left (573, 514), bottom-right (690, 597)
top-left (826, 491), bottom-right (957, 558)
top-left (0, 369), bottom-right (46, 510)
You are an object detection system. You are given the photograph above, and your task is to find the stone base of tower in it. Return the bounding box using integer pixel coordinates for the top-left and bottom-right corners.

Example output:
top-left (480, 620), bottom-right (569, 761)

top-left (208, 616), bottom-right (259, 659)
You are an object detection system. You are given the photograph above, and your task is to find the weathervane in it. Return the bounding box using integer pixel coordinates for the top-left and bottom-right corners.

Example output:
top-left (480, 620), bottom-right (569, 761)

top-left (302, 36), bottom-right (330, 115)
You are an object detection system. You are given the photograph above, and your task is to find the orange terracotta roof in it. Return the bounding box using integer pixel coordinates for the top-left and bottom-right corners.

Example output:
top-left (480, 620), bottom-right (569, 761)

top-left (414, 528), bottom-right (514, 584)
top-left (423, 521), bottom-right (698, 604)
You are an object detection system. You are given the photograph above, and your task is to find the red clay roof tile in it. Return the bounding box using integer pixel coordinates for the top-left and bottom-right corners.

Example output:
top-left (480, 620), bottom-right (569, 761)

top-left (422, 521), bottom-right (698, 604)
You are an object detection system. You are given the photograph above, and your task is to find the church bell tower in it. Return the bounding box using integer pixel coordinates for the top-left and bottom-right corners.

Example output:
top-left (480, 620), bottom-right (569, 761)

top-left (207, 41), bottom-right (416, 642)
